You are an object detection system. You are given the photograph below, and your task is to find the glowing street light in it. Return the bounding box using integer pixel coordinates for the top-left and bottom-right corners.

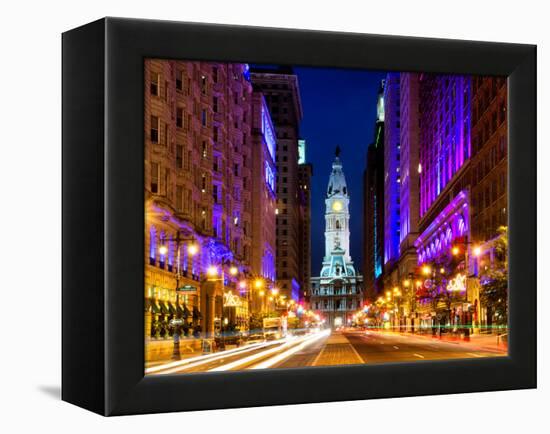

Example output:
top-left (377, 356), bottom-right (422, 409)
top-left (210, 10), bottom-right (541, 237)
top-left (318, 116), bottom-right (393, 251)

top-left (451, 246), bottom-right (460, 256)
top-left (422, 265), bottom-right (432, 276)
top-left (229, 266), bottom-right (238, 276)
top-left (473, 246), bottom-right (482, 257)
top-left (403, 279), bottom-right (410, 287)
top-left (254, 279), bottom-right (264, 289)
top-left (239, 280), bottom-right (247, 290)
top-left (187, 243), bottom-right (199, 256)
top-left (207, 265), bottom-right (218, 277)
top-left (158, 245), bottom-right (168, 255)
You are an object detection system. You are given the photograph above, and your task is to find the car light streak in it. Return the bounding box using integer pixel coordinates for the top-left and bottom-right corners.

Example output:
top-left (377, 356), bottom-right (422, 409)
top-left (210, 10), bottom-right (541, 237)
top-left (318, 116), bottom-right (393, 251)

top-left (146, 339), bottom-right (285, 375)
top-left (251, 330), bottom-right (330, 369)
top-left (209, 332), bottom-right (327, 372)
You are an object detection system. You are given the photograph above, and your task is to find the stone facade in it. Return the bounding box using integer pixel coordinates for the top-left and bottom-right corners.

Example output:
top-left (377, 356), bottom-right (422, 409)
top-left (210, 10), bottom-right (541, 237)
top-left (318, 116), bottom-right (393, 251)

top-left (144, 60), bottom-right (278, 343)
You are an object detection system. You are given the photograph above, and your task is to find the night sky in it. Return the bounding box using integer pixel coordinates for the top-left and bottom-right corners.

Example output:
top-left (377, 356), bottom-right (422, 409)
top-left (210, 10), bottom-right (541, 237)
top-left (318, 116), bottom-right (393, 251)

top-left (293, 66), bottom-right (386, 275)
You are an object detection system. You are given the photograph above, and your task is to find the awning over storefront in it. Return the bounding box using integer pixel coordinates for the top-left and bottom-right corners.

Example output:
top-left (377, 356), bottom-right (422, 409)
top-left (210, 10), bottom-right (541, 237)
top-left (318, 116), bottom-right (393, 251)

top-left (144, 298), bottom-right (153, 312)
top-left (151, 300), bottom-right (162, 314)
top-left (183, 304), bottom-right (191, 318)
top-left (176, 304), bottom-right (191, 318)
top-left (193, 306), bottom-right (202, 320)
top-left (159, 302), bottom-right (170, 315)
top-left (166, 302), bottom-right (177, 315)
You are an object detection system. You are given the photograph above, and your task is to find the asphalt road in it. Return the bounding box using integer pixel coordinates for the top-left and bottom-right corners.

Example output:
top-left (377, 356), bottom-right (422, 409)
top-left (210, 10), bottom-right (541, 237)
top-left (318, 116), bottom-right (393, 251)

top-left (274, 330), bottom-right (505, 368)
top-left (146, 330), bottom-right (505, 374)
top-left (343, 331), bottom-right (504, 364)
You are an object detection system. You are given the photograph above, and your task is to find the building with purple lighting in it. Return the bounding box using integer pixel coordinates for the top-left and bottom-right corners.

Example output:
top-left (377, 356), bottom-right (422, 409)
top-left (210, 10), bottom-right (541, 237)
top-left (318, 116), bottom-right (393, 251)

top-left (418, 74), bottom-right (471, 218)
top-left (396, 73), bottom-right (421, 304)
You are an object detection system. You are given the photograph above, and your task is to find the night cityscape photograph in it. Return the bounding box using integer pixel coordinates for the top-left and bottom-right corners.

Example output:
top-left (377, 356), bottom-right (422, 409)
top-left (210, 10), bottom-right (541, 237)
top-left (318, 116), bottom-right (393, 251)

top-left (144, 60), bottom-right (509, 375)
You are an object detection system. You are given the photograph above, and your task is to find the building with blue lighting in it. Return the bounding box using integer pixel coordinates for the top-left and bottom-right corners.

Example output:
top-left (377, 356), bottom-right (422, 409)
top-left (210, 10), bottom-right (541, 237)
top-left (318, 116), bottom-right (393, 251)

top-left (382, 72), bottom-right (401, 289)
top-left (251, 67), bottom-right (311, 303)
top-left (363, 80), bottom-right (385, 301)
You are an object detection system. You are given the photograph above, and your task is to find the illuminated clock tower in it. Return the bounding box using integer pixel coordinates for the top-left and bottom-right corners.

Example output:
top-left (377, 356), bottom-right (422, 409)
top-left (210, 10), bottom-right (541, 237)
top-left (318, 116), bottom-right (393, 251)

top-left (324, 146), bottom-right (351, 265)
top-left (310, 146), bottom-right (363, 328)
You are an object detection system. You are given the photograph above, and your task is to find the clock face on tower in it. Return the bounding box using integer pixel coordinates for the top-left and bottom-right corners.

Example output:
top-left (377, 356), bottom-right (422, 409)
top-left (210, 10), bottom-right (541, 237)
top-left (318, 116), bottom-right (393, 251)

top-left (332, 201), bottom-right (343, 212)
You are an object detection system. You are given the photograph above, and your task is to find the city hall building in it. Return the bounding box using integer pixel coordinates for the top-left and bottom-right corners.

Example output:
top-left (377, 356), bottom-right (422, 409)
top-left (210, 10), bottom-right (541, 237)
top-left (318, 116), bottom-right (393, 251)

top-left (310, 148), bottom-right (363, 328)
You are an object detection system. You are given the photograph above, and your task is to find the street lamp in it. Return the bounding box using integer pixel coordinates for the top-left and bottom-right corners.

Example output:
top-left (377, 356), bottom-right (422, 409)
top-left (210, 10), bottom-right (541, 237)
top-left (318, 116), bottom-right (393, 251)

top-left (159, 231), bottom-right (200, 361)
top-left (207, 265), bottom-right (218, 278)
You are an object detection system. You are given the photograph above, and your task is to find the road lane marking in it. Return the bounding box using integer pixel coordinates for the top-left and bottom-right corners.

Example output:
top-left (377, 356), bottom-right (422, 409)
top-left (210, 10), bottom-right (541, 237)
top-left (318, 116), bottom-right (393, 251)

top-left (349, 342), bottom-right (366, 363)
top-left (312, 346), bottom-right (326, 366)
top-left (393, 346), bottom-right (399, 350)
top-left (413, 353), bottom-right (425, 358)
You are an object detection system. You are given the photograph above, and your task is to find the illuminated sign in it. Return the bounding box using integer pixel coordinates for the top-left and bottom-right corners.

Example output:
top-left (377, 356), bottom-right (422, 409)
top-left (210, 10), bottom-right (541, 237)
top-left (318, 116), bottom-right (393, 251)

top-left (447, 273), bottom-right (467, 292)
top-left (261, 105), bottom-right (276, 161)
top-left (265, 161), bottom-right (275, 193)
top-left (298, 139), bottom-right (306, 164)
top-left (242, 64), bottom-right (250, 82)
top-left (177, 285), bottom-right (197, 292)
top-left (224, 292), bottom-right (241, 307)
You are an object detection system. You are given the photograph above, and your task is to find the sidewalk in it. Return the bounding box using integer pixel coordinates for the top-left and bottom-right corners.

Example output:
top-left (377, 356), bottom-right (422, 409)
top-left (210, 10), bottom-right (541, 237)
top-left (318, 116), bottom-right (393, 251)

top-left (145, 337), bottom-right (206, 367)
top-left (376, 330), bottom-right (508, 353)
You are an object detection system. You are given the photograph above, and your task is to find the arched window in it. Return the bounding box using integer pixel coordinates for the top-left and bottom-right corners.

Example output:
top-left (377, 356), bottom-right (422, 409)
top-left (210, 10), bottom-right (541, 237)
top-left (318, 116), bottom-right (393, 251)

top-left (458, 217), bottom-right (466, 236)
top-left (149, 226), bottom-right (157, 265)
top-left (446, 227), bottom-right (453, 243)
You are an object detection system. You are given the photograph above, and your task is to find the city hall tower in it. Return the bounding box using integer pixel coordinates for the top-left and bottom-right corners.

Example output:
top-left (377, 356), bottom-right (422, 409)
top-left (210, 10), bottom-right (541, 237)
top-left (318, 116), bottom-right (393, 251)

top-left (310, 147), bottom-right (363, 328)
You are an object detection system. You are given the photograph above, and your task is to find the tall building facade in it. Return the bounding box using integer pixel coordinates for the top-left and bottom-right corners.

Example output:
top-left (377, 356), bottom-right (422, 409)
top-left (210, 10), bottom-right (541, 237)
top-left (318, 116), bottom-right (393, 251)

top-left (251, 67), bottom-right (309, 301)
top-left (250, 92), bottom-right (278, 311)
top-left (413, 73), bottom-right (475, 326)
top-left (469, 76), bottom-right (508, 243)
top-left (363, 80), bottom-right (385, 301)
top-left (372, 70), bottom-right (507, 330)
top-left (397, 73), bottom-right (421, 283)
top-left (144, 60), bottom-right (277, 342)
top-left (415, 73), bottom-right (472, 265)
top-left (298, 139), bottom-right (313, 303)
top-left (382, 73), bottom-right (401, 289)
top-left (311, 149), bottom-right (363, 327)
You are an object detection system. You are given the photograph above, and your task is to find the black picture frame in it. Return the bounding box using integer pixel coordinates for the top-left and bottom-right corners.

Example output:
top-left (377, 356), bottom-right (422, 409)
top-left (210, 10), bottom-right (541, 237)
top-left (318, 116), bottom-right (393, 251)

top-left (62, 17), bottom-right (536, 416)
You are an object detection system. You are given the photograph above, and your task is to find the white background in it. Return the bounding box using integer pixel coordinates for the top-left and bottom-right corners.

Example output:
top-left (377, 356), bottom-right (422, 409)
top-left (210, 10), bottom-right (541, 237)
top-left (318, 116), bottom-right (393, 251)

top-left (0, 0), bottom-right (547, 432)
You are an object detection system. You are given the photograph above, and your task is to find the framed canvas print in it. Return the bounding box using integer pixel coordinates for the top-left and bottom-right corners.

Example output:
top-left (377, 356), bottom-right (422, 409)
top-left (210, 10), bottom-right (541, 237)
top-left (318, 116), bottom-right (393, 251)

top-left (62, 17), bottom-right (536, 415)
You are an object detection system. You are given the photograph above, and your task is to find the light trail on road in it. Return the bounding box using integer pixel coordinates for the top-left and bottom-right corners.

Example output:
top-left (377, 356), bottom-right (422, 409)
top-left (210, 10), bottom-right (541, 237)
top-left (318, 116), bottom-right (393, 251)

top-left (146, 338), bottom-right (287, 375)
top-left (251, 330), bottom-right (331, 369)
top-left (210, 330), bottom-right (329, 372)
